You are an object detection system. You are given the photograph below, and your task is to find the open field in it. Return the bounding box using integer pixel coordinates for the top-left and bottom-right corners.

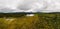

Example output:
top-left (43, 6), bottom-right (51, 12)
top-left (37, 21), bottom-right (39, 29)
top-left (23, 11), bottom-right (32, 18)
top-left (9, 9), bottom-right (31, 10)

top-left (0, 13), bottom-right (60, 29)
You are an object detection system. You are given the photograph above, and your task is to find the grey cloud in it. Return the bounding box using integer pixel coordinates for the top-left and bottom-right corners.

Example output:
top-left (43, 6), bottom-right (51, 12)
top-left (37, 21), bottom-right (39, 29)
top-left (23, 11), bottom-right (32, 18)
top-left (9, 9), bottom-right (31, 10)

top-left (0, 0), bottom-right (60, 13)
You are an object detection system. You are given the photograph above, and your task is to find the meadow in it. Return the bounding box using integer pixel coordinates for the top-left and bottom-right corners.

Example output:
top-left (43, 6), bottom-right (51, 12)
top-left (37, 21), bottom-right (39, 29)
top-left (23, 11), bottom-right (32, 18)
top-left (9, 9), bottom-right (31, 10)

top-left (0, 13), bottom-right (60, 29)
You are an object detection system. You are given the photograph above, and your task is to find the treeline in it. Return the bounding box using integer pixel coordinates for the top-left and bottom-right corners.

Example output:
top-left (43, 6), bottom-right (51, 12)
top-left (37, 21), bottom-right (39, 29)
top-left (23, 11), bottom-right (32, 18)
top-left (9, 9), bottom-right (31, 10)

top-left (0, 13), bottom-right (26, 18)
top-left (0, 12), bottom-right (38, 17)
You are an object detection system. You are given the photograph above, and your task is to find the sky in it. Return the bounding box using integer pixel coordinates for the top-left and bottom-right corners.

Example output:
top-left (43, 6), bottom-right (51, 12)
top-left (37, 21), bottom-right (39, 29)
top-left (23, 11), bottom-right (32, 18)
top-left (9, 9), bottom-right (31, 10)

top-left (0, 0), bottom-right (60, 13)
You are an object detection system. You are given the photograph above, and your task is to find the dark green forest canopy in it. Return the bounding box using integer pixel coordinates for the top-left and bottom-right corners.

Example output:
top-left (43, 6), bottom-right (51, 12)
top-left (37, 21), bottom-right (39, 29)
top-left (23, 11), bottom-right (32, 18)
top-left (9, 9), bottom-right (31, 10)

top-left (0, 12), bottom-right (59, 17)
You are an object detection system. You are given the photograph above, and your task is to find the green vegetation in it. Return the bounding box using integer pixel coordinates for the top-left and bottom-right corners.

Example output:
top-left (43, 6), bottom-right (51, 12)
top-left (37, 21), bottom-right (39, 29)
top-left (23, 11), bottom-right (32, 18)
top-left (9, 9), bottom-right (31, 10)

top-left (0, 13), bottom-right (60, 29)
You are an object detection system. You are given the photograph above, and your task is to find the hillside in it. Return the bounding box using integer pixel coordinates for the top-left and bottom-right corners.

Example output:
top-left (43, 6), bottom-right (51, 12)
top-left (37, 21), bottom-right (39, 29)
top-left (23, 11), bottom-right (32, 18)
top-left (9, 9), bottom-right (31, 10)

top-left (0, 13), bottom-right (60, 29)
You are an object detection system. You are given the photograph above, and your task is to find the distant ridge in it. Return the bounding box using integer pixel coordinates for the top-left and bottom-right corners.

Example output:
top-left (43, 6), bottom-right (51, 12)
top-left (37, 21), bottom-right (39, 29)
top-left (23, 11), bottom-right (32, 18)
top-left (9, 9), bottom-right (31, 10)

top-left (0, 12), bottom-right (60, 14)
top-left (0, 12), bottom-right (60, 17)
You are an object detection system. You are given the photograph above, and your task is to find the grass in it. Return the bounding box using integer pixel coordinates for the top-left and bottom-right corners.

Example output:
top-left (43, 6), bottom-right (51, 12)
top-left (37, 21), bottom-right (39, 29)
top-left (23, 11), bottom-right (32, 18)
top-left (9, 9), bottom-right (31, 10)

top-left (0, 13), bottom-right (60, 29)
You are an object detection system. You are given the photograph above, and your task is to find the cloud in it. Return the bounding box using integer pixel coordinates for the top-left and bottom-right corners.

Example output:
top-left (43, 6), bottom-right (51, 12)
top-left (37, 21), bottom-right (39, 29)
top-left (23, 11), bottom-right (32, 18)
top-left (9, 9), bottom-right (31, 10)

top-left (0, 0), bottom-right (60, 13)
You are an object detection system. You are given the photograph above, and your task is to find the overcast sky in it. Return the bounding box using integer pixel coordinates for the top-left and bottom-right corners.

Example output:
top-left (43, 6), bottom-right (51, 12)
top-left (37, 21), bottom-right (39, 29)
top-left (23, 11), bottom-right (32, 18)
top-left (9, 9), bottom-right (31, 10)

top-left (0, 0), bottom-right (60, 13)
